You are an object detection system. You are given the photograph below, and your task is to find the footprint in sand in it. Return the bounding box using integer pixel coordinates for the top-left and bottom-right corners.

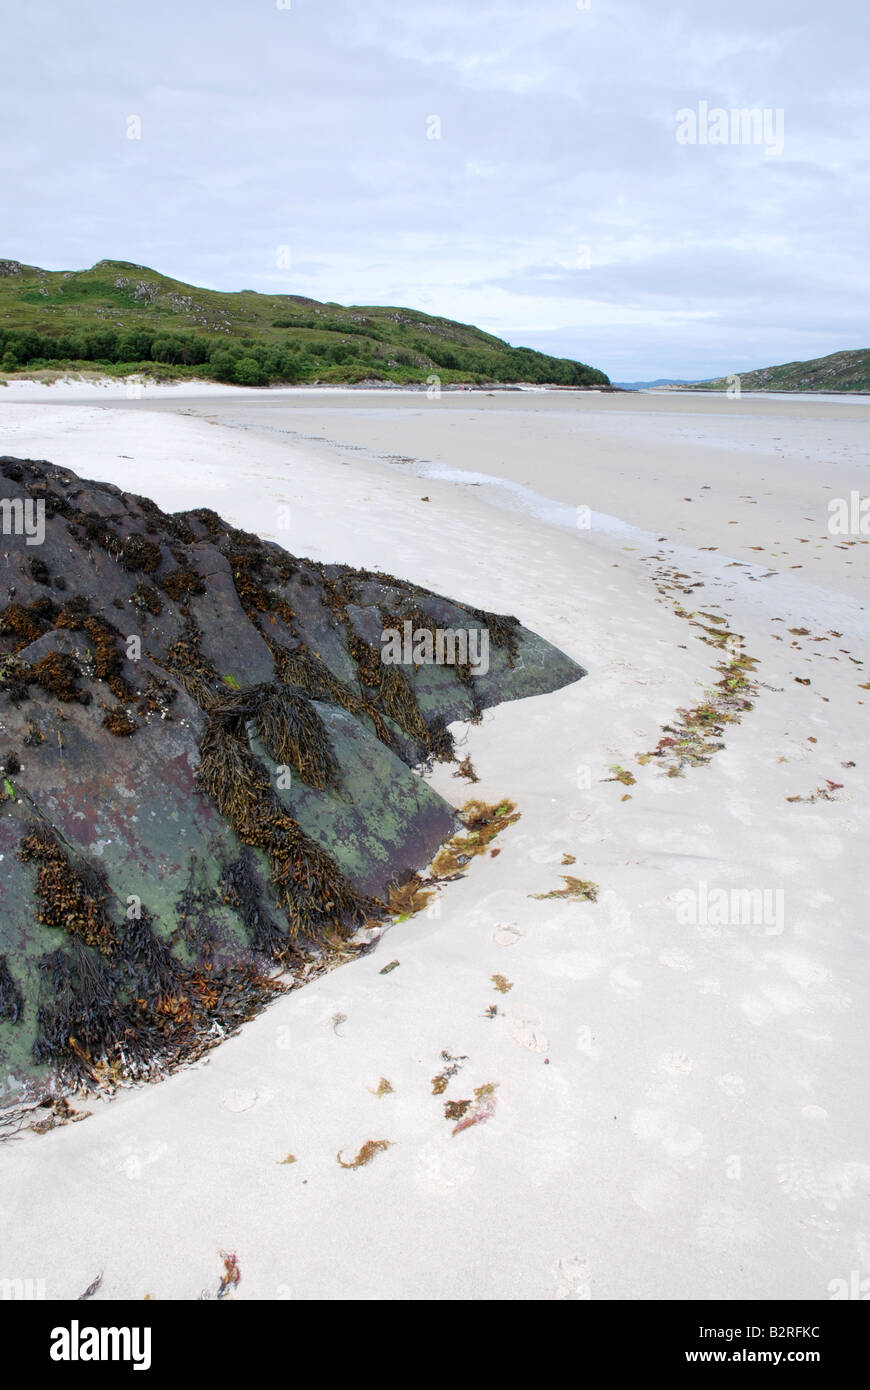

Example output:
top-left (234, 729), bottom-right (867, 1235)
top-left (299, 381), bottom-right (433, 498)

top-left (221, 1088), bottom-right (258, 1113)
top-left (502, 1009), bottom-right (548, 1053)
top-left (121, 1141), bottom-right (169, 1180)
top-left (528, 843), bottom-right (573, 865)
top-left (812, 834), bottom-right (844, 861)
top-left (631, 1107), bottom-right (705, 1165)
top-left (604, 657), bottom-right (670, 686)
top-left (657, 1050), bottom-right (693, 1076)
top-left (553, 1254), bottom-right (592, 1300)
top-left (775, 1158), bottom-right (870, 1211)
top-left (490, 923), bottom-right (522, 947)
top-left (697, 977), bottom-right (724, 996)
top-left (695, 1203), bottom-right (762, 1253)
top-left (775, 1156), bottom-right (819, 1203)
top-left (658, 948), bottom-right (694, 972)
top-left (631, 1168), bottom-right (683, 1215)
top-left (769, 856), bottom-right (803, 877)
top-left (609, 964), bottom-right (643, 996)
top-left (801, 1104), bottom-right (828, 1123)
top-left (415, 1139), bottom-right (476, 1195)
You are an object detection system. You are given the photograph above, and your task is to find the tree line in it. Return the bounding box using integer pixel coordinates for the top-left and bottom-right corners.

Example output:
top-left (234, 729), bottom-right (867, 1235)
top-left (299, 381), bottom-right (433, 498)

top-left (0, 325), bottom-right (608, 387)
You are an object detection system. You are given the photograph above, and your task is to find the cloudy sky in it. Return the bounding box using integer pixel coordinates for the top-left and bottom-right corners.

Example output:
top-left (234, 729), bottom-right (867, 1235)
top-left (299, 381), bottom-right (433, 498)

top-left (3, 0), bottom-right (867, 379)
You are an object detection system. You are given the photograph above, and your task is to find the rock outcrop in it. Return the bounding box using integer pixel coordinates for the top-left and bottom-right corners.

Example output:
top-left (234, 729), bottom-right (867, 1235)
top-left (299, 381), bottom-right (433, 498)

top-left (0, 456), bottom-right (584, 1100)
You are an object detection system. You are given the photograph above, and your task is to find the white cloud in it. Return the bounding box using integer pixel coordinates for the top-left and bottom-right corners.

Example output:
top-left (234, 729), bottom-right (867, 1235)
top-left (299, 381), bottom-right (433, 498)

top-left (0, 0), bottom-right (867, 378)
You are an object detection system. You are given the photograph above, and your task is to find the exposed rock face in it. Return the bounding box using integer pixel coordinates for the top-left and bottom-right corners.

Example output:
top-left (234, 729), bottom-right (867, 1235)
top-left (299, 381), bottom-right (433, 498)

top-left (0, 456), bottom-right (585, 1101)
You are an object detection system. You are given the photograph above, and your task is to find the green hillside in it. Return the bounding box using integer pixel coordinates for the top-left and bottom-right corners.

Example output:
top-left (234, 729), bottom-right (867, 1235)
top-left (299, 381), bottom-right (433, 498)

top-left (0, 258), bottom-right (608, 388)
top-left (693, 348), bottom-right (870, 394)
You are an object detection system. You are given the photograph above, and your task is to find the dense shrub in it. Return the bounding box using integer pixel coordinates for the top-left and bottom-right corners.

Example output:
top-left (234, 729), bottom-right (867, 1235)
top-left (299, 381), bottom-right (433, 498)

top-left (234, 357), bottom-right (267, 387)
top-left (0, 320), bottom-right (608, 386)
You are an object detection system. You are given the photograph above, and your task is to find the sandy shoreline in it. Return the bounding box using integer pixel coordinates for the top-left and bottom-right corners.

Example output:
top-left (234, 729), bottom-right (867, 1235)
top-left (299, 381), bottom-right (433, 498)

top-left (0, 386), bottom-right (867, 1300)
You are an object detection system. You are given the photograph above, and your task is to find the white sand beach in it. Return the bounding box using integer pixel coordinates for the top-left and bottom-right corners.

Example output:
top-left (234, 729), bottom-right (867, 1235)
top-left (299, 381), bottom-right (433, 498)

top-left (1, 384), bottom-right (868, 1300)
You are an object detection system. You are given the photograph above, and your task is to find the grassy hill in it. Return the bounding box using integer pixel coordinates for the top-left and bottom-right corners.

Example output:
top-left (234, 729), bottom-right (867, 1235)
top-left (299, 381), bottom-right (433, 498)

top-left (0, 258), bottom-right (609, 388)
top-left (693, 349), bottom-right (870, 394)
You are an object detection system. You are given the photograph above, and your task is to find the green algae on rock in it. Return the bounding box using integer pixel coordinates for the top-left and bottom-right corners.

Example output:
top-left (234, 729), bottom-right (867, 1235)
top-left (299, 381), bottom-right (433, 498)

top-left (0, 455), bottom-right (585, 1102)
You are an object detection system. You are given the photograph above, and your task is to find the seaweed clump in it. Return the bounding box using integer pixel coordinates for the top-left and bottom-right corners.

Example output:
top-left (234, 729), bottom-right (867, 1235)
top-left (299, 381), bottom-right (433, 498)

top-left (133, 582), bottom-right (164, 616)
top-left (19, 823), bottom-right (118, 954)
top-left (640, 572), bottom-right (760, 776)
top-left (279, 647), bottom-right (396, 752)
top-left (336, 1139), bottom-right (392, 1169)
top-left (530, 876), bottom-right (598, 903)
top-left (196, 715), bottom-right (380, 940)
top-left (29, 651), bottom-right (91, 704)
top-left (32, 925), bottom-right (285, 1090)
top-left (27, 557), bottom-right (51, 586)
top-left (387, 872), bottom-right (436, 920)
top-left (116, 908), bottom-right (182, 998)
top-left (226, 531), bottom-right (297, 630)
top-left (347, 631), bottom-right (456, 763)
top-left (0, 598), bottom-right (57, 651)
top-left (82, 618), bottom-right (136, 701)
top-left (161, 567), bottom-right (207, 603)
top-left (0, 955), bottom-right (24, 1023)
top-left (429, 799), bottom-right (521, 879)
top-left (208, 681), bottom-right (340, 791)
top-left (163, 619), bottom-right (221, 709)
top-left (451, 1082), bottom-right (498, 1136)
top-left (220, 849), bottom-right (288, 958)
top-left (32, 940), bottom-right (119, 1081)
top-left (101, 707), bottom-right (137, 737)
top-left (118, 534), bottom-right (162, 574)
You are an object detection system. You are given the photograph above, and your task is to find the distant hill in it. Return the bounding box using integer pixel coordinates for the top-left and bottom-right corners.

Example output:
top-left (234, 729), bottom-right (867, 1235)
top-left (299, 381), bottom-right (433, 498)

top-left (0, 258), bottom-right (609, 388)
top-left (691, 349), bottom-right (870, 394)
top-left (613, 377), bottom-right (704, 389)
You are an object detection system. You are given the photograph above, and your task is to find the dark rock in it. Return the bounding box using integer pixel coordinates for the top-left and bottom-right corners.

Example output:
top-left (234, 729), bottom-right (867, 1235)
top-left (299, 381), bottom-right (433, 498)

top-left (0, 456), bottom-right (585, 1100)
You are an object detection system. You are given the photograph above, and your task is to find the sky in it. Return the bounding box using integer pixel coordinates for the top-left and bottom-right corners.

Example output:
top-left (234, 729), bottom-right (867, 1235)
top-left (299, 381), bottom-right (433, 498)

top-left (2, 0), bottom-right (867, 380)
